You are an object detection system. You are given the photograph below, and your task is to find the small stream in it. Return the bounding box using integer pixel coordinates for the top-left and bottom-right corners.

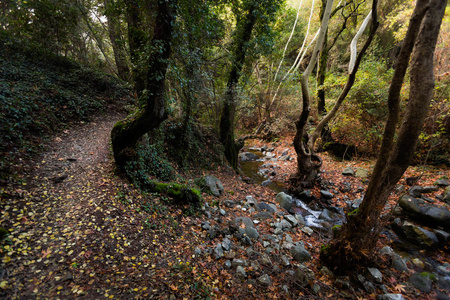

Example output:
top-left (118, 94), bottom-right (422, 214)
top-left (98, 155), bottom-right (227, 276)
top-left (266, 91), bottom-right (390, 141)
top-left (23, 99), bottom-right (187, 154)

top-left (239, 148), bottom-right (339, 229)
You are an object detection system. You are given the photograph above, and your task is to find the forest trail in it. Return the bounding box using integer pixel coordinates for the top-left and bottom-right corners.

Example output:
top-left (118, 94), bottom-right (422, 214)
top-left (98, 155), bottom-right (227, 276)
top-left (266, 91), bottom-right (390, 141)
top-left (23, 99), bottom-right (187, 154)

top-left (1, 112), bottom-right (180, 298)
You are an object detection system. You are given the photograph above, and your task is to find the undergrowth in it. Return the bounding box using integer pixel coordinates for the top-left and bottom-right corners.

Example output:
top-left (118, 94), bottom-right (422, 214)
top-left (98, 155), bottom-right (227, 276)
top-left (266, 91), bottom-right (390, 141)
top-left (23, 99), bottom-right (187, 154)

top-left (0, 32), bottom-right (134, 182)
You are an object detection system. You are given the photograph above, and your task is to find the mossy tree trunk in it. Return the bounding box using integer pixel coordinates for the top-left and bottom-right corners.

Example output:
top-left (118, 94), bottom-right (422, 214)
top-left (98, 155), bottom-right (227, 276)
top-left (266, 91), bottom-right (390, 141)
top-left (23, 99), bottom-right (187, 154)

top-left (321, 0), bottom-right (446, 272)
top-left (111, 0), bottom-right (177, 169)
top-left (219, 3), bottom-right (257, 169)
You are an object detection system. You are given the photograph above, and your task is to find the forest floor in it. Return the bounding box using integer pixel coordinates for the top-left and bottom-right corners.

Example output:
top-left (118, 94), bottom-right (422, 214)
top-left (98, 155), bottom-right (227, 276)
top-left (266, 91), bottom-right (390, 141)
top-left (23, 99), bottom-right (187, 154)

top-left (0, 112), bottom-right (449, 299)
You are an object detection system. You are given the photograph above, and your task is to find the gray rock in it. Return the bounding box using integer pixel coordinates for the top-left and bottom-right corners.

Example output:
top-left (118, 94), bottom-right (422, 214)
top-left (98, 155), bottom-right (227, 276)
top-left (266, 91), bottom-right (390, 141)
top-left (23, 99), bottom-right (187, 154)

top-left (409, 272), bottom-right (433, 293)
top-left (205, 175), bottom-right (224, 197)
top-left (281, 255), bottom-right (290, 266)
top-left (231, 259), bottom-right (247, 268)
top-left (223, 199), bottom-right (235, 208)
top-left (276, 192), bottom-right (293, 212)
top-left (239, 152), bottom-right (260, 161)
top-left (422, 186), bottom-right (439, 193)
top-left (392, 254), bottom-right (409, 273)
top-left (284, 215), bottom-right (298, 227)
top-left (236, 266), bottom-right (246, 279)
top-left (355, 168), bottom-right (369, 178)
top-left (320, 266), bottom-right (334, 277)
top-left (399, 195), bottom-right (450, 229)
top-left (219, 208), bottom-right (226, 216)
top-left (357, 274), bottom-right (375, 293)
top-left (434, 229), bottom-right (450, 244)
top-left (444, 186), bottom-right (450, 203)
top-left (279, 155), bottom-right (290, 161)
top-left (293, 264), bottom-right (315, 288)
top-left (319, 208), bottom-right (333, 221)
top-left (301, 226), bottom-right (314, 236)
top-left (245, 195), bottom-right (258, 206)
top-left (435, 179), bottom-right (450, 187)
top-left (295, 214), bottom-right (305, 225)
top-left (402, 221), bottom-right (439, 248)
top-left (409, 186), bottom-right (425, 197)
top-left (214, 243), bottom-right (224, 259)
top-left (290, 244), bottom-right (311, 262)
top-left (234, 217), bottom-right (255, 229)
top-left (260, 253), bottom-right (272, 266)
top-left (261, 180), bottom-right (272, 187)
top-left (254, 211), bottom-right (275, 220)
top-left (239, 227), bottom-right (260, 240)
top-left (201, 221), bottom-right (211, 230)
top-left (256, 202), bottom-right (277, 213)
top-left (342, 165), bottom-right (355, 176)
top-left (224, 260), bottom-right (231, 269)
top-left (350, 198), bottom-right (363, 210)
top-left (320, 190), bottom-right (334, 199)
top-left (258, 274), bottom-right (272, 285)
top-left (367, 267), bottom-right (383, 284)
top-left (222, 238), bottom-right (231, 251)
top-left (278, 219), bottom-right (292, 230)
top-left (376, 294), bottom-right (405, 300)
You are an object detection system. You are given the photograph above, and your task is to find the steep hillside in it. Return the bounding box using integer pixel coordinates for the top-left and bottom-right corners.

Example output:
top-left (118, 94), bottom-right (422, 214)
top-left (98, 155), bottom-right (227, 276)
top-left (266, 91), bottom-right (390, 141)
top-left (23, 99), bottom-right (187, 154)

top-left (0, 33), bottom-right (134, 183)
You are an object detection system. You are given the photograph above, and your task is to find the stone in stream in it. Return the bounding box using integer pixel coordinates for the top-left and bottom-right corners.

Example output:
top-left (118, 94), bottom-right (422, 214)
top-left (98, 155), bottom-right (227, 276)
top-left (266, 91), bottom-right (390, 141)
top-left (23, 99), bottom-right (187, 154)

top-left (239, 152), bottom-right (260, 161)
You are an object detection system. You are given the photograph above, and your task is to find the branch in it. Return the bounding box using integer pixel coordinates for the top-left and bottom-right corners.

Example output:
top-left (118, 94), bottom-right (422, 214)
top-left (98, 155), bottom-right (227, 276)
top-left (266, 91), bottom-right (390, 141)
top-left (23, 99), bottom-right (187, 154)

top-left (309, 0), bottom-right (379, 149)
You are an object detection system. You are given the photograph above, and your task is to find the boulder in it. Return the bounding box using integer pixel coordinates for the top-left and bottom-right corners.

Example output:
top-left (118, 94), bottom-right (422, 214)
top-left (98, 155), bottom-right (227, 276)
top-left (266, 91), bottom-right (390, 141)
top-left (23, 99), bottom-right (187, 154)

top-left (435, 179), bottom-right (450, 187)
top-left (401, 221), bottom-right (439, 248)
top-left (204, 175), bottom-right (224, 197)
top-left (320, 190), bottom-right (334, 200)
top-left (409, 272), bottom-right (435, 293)
top-left (355, 168), bottom-right (369, 178)
top-left (276, 192), bottom-right (293, 212)
top-left (293, 264), bottom-right (315, 288)
top-left (256, 202), bottom-right (277, 213)
top-left (367, 267), bottom-right (383, 284)
top-left (399, 195), bottom-right (450, 229)
top-left (290, 243), bottom-right (311, 262)
top-left (342, 165), bottom-right (355, 176)
top-left (444, 186), bottom-right (450, 204)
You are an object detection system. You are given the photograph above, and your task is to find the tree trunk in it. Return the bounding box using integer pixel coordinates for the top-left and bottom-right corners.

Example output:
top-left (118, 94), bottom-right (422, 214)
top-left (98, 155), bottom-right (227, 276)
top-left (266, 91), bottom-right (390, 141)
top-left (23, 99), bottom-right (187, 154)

top-left (111, 0), bottom-right (176, 169)
top-left (219, 3), bottom-right (257, 169)
top-left (317, 0), bottom-right (328, 116)
top-left (105, 0), bottom-right (130, 82)
top-left (321, 0), bottom-right (446, 272)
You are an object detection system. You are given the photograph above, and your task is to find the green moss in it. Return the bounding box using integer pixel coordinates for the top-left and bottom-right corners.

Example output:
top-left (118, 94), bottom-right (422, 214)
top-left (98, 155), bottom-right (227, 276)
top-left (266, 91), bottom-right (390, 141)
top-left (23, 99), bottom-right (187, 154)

top-left (0, 227), bottom-right (8, 239)
top-left (420, 272), bottom-right (438, 282)
top-left (144, 179), bottom-right (202, 203)
top-left (348, 208), bottom-right (360, 216)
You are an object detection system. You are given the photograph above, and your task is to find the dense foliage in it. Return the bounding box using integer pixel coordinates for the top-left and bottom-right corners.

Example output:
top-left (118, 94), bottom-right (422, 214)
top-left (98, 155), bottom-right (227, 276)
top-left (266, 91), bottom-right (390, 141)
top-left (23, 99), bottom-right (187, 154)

top-left (0, 32), bottom-right (133, 181)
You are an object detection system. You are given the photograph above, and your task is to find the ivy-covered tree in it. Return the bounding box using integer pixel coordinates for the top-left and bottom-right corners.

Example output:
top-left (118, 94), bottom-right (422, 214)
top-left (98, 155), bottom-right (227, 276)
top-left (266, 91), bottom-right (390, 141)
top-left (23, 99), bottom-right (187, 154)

top-left (111, 0), bottom-right (177, 169)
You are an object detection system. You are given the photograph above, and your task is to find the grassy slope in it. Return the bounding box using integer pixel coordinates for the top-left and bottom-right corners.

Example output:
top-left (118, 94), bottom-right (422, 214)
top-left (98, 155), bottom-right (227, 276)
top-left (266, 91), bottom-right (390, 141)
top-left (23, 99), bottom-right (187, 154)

top-left (0, 33), bottom-right (134, 182)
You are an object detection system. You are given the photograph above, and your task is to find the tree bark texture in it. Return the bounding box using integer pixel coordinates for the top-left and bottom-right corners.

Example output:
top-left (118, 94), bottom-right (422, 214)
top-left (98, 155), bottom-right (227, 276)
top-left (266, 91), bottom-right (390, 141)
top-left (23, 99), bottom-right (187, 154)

top-left (111, 0), bottom-right (176, 169)
top-left (105, 0), bottom-right (130, 81)
top-left (219, 3), bottom-right (257, 169)
top-left (321, 0), bottom-right (446, 272)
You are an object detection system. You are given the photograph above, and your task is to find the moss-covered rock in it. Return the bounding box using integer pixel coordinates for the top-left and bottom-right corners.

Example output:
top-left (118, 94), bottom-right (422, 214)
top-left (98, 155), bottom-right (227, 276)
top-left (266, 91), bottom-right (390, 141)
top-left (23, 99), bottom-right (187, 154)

top-left (142, 180), bottom-right (202, 203)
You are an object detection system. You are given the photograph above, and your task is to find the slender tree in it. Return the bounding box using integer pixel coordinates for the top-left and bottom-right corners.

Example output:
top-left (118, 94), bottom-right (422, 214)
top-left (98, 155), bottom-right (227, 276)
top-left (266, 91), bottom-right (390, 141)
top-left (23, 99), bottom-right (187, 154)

top-left (321, 0), bottom-right (447, 272)
top-left (104, 0), bottom-right (131, 81)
